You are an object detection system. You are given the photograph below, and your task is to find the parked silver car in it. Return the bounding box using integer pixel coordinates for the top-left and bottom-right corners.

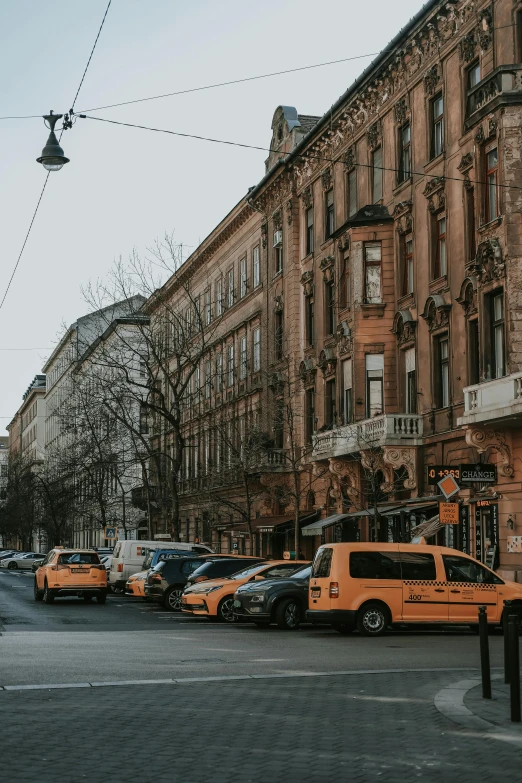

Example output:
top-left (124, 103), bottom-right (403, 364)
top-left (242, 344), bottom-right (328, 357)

top-left (0, 553), bottom-right (46, 570)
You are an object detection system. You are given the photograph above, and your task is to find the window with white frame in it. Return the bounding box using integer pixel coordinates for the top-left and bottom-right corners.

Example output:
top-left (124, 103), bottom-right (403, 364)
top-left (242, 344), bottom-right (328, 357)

top-left (215, 352), bottom-right (223, 393)
top-left (216, 278), bottom-right (223, 316)
top-left (205, 359), bottom-right (211, 399)
top-left (365, 354), bottom-right (384, 418)
top-left (364, 242), bottom-right (382, 303)
top-left (227, 343), bottom-right (234, 387)
top-left (240, 257), bottom-right (247, 298)
top-left (252, 245), bottom-right (260, 288)
top-left (204, 289), bottom-right (211, 326)
top-left (227, 269), bottom-right (234, 308)
top-left (253, 327), bottom-right (261, 372)
top-left (239, 335), bottom-right (247, 379)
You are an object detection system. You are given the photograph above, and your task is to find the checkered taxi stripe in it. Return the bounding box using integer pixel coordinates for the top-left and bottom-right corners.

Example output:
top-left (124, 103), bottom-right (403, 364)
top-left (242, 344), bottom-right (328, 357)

top-left (403, 581), bottom-right (496, 590)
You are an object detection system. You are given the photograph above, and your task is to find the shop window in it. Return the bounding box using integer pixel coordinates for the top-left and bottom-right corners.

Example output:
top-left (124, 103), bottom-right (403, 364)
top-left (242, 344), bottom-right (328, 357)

top-left (325, 189), bottom-right (335, 239)
top-left (364, 242), bottom-right (382, 303)
top-left (347, 168), bottom-right (357, 217)
top-left (372, 146), bottom-right (383, 202)
top-left (485, 145), bottom-right (499, 223)
top-left (324, 378), bottom-right (337, 428)
top-left (398, 122), bottom-right (411, 183)
top-left (434, 335), bottom-right (450, 408)
top-left (365, 354), bottom-right (384, 418)
top-left (306, 207), bottom-right (314, 255)
top-left (431, 93), bottom-right (444, 158)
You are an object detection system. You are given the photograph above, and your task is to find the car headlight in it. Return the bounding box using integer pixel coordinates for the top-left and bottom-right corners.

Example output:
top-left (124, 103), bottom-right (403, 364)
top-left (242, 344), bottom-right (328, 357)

top-left (195, 585), bottom-right (223, 595)
top-left (249, 595), bottom-right (265, 603)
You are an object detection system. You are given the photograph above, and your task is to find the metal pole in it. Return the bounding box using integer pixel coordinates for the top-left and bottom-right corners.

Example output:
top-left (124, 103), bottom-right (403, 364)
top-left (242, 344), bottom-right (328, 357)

top-left (508, 615), bottom-right (520, 723)
top-left (478, 605), bottom-right (491, 699)
top-left (504, 599), bottom-right (513, 684)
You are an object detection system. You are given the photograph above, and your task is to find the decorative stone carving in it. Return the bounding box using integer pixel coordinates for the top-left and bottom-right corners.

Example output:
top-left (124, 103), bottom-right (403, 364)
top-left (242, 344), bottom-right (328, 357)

top-left (337, 232), bottom-right (350, 252)
top-left (475, 125), bottom-right (485, 144)
top-left (300, 270), bottom-right (314, 297)
top-left (424, 177), bottom-right (445, 213)
top-left (319, 255), bottom-right (335, 283)
top-left (488, 117), bottom-right (498, 138)
top-left (457, 152), bottom-right (474, 172)
top-left (261, 222), bottom-right (268, 249)
top-left (478, 6), bottom-right (493, 51)
top-left (301, 186), bottom-right (313, 209)
top-left (393, 201), bottom-right (413, 235)
top-left (286, 199), bottom-right (293, 225)
top-left (394, 96), bottom-right (409, 124)
top-left (392, 310), bottom-right (417, 346)
top-left (274, 294), bottom-right (284, 313)
top-left (383, 446), bottom-right (417, 491)
top-left (299, 358), bottom-right (317, 387)
top-left (329, 459), bottom-right (359, 503)
top-left (321, 167), bottom-right (333, 191)
top-left (336, 321), bottom-right (353, 355)
top-left (465, 427), bottom-right (513, 478)
top-left (423, 64), bottom-right (441, 95)
top-left (456, 277), bottom-right (478, 316)
top-left (459, 30), bottom-right (476, 62)
top-left (423, 176), bottom-right (445, 198)
top-left (360, 450), bottom-right (394, 494)
top-left (318, 348), bottom-right (337, 378)
top-left (366, 121), bottom-right (381, 150)
top-left (342, 146), bottom-right (356, 170)
top-left (273, 210), bottom-right (282, 231)
top-left (471, 239), bottom-right (505, 284)
top-left (420, 295), bottom-right (451, 332)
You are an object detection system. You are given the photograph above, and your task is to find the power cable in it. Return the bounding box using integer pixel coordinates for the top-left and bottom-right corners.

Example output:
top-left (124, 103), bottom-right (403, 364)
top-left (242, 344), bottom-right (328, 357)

top-left (81, 114), bottom-right (522, 194)
top-left (0, 1), bottom-right (112, 314)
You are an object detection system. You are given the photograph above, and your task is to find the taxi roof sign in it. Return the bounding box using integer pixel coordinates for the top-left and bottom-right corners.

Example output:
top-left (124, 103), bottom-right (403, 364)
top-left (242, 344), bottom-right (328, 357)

top-left (437, 473), bottom-right (460, 499)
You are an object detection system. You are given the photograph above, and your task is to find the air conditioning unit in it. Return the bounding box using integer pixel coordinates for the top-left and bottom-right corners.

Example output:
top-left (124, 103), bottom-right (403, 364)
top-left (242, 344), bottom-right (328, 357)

top-left (273, 230), bottom-right (283, 247)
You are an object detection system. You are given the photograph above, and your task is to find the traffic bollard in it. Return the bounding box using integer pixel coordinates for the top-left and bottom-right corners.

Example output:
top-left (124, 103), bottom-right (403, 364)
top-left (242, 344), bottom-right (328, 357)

top-left (504, 600), bottom-right (513, 685)
top-left (508, 615), bottom-right (521, 723)
top-left (478, 605), bottom-right (491, 700)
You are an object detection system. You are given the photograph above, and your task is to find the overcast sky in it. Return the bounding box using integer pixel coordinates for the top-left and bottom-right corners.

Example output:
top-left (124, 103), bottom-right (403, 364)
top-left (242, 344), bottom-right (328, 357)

top-left (0, 0), bottom-right (423, 433)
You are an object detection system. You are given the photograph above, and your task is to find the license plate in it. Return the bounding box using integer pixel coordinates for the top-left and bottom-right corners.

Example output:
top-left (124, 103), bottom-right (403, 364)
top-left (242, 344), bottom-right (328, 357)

top-left (233, 600), bottom-right (241, 608)
top-left (311, 589), bottom-right (321, 598)
top-left (71, 568), bottom-right (87, 573)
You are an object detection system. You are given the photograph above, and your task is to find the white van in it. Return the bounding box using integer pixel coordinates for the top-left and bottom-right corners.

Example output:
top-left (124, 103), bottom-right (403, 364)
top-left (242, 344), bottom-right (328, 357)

top-left (109, 540), bottom-right (213, 591)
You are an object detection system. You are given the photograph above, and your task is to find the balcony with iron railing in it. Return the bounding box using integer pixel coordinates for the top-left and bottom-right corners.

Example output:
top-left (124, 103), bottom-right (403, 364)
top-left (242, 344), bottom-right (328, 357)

top-left (465, 65), bottom-right (522, 127)
top-left (312, 413), bottom-right (423, 461)
top-left (457, 372), bottom-right (522, 428)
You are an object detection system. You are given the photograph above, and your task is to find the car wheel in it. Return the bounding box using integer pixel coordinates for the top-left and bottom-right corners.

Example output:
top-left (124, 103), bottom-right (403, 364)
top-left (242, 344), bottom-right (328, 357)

top-left (43, 581), bottom-right (55, 604)
top-left (7, 561), bottom-right (17, 570)
top-left (164, 586), bottom-right (183, 612)
top-left (275, 598), bottom-right (301, 630)
top-left (356, 602), bottom-right (389, 637)
top-left (96, 593), bottom-right (107, 605)
top-left (34, 579), bottom-right (43, 601)
top-left (333, 623), bottom-right (355, 634)
top-left (217, 596), bottom-right (236, 623)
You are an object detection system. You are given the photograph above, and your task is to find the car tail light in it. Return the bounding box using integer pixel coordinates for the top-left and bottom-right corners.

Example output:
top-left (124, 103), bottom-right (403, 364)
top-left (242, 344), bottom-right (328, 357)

top-left (117, 563), bottom-right (123, 572)
top-left (193, 576), bottom-right (208, 583)
top-left (329, 582), bottom-right (339, 599)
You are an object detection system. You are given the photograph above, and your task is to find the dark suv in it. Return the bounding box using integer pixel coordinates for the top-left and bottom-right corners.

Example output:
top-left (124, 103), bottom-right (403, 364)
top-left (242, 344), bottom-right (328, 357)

top-left (184, 557), bottom-right (264, 588)
top-left (144, 556), bottom-right (262, 611)
top-left (233, 564), bottom-right (312, 629)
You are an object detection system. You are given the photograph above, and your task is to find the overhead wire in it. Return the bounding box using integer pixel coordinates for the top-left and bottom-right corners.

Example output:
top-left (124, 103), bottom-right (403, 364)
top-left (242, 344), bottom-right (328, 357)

top-left (0, 1), bottom-right (112, 314)
top-left (81, 114), bottom-right (522, 194)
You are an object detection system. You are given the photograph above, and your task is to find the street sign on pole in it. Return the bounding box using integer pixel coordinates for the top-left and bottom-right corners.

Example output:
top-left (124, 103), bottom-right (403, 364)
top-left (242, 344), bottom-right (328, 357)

top-left (437, 474), bottom-right (460, 500)
top-left (439, 502), bottom-right (459, 524)
top-left (104, 526), bottom-right (117, 540)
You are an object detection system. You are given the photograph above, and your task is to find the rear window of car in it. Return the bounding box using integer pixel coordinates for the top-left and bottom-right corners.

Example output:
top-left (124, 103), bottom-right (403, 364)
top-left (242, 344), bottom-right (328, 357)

top-left (349, 551), bottom-right (401, 580)
top-left (57, 552), bottom-right (101, 565)
top-left (312, 548), bottom-right (333, 578)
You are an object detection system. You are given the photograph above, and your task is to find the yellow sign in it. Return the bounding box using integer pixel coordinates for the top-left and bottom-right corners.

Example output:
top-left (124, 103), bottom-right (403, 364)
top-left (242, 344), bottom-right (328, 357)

top-left (437, 473), bottom-right (460, 499)
top-left (439, 502), bottom-right (459, 525)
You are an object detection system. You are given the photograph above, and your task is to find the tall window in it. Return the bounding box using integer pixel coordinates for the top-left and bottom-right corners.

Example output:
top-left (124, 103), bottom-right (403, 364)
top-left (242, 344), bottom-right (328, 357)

top-left (365, 354), bottom-right (384, 418)
top-left (431, 94), bottom-right (444, 158)
top-left (402, 236), bottom-right (414, 296)
top-left (216, 278), bottom-right (223, 316)
top-left (239, 335), bottom-right (247, 379)
top-left (306, 207), bottom-right (314, 255)
top-left (275, 310), bottom-right (284, 360)
top-left (274, 396), bottom-right (284, 448)
top-left (348, 168), bottom-right (357, 217)
top-left (205, 359), bottom-right (211, 399)
top-left (216, 352), bottom-right (223, 393)
top-left (253, 327), bottom-right (261, 372)
top-left (325, 379), bottom-right (337, 428)
top-left (468, 61), bottom-right (481, 89)
top-left (517, 9), bottom-right (522, 62)
top-left (325, 280), bottom-right (335, 335)
top-left (227, 269), bottom-right (234, 308)
top-left (193, 366), bottom-right (200, 402)
top-left (139, 405), bottom-right (149, 435)
top-left (435, 336), bottom-right (450, 408)
top-left (305, 388), bottom-right (315, 445)
top-left (325, 189), bottom-right (335, 239)
top-left (465, 186), bottom-right (476, 261)
top-left (468, 319), bottom-right (479, 386)
top-left (204, 290), bottom-right (211, 326)
top-left (404, 347), bottom-right (416, 414)
top-left (398, 122), bottom-right (411, 183)
top-left (364, 242), bottom-right (382, 303)
top-left (485, 145), bottom-right (499, 223)
top-left (252, 245), bottom-right (260, 288)
top-left (341, 359), bottom-right (353, 424)
top-left (273, 231), bottom-right (283, 275)
top-left (227, 344), bottom-right (234, 387)
top-left (486, 292), bottom-right (505, 380)
top-left (305, 293), bottom-right (314, 346)
top-left (340, 257), bottom-right (350, 309)
top-left (433, 214), bottom-right (447, 278)
top-left (239, 257), bottom-right (247, 298)
top-left (372, 146), bottom-right (383, 202)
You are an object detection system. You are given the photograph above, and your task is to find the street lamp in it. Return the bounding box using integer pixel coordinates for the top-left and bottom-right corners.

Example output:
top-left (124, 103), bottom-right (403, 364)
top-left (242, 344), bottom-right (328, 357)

top-left (36, 111), bottom-right (69, 171)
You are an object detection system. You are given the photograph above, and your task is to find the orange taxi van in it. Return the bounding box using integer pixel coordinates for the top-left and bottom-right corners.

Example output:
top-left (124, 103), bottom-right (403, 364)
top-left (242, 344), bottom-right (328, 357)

top-left (34, 548), bottom-right (107, 604)
top-left (182, 560), bottom-right (309, 623)
top-left (306, 542), bottom-right (522, 636)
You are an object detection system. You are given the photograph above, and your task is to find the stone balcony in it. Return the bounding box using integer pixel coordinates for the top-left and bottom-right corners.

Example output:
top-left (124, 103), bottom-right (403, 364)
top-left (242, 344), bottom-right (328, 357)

top-left (465, 64), bottom-right (522, 128)
top-left (311, 413), bottom-right (423, 461)
top-left (457, 372), bottom-right (522, 427)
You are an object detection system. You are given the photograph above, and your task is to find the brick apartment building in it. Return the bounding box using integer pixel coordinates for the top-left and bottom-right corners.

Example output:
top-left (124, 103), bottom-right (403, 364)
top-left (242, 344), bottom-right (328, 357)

top-left (147, 0), bottom-right (522, 578)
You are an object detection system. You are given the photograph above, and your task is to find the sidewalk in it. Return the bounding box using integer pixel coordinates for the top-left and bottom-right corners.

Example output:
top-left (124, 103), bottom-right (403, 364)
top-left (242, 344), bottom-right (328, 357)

top-left (2, 669), bottom-right (522, 782)
top-left (465, 678), bottom-right (522, 735)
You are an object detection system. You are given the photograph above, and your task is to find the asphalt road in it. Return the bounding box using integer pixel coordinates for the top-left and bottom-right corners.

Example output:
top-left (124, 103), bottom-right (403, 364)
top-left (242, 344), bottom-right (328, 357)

top-left (0, 569), bottom-right (506, 687)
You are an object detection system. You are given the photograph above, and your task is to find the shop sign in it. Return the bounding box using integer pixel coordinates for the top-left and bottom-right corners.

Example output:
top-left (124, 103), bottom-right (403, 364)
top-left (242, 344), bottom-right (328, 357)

top-left (258, 527), bottom-right (274, 533)
top-left (459, 464), bottom-right (497, 484)
top-left (439, 502), bottom-right (459, 525)
top-left (475, 509), bottom-right (482, 561)
top-left (427, 465), bottom-right (461, 485)
top-left (460, 505), bottom-right (469, 555)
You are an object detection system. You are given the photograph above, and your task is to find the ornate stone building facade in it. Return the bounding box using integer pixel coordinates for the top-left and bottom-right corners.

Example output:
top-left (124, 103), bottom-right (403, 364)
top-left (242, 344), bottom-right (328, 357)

top-left (155, 0), bottom-right (522, 576)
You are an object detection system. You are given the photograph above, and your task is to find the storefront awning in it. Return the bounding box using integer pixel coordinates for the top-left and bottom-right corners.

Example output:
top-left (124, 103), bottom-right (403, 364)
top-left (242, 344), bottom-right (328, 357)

top-left (301, 513), bottom-right (349, 537)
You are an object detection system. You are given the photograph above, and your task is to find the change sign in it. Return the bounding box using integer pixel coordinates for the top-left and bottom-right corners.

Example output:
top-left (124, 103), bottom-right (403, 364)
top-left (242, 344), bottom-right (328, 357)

top-left (459, 464), bottom-right (497, 484)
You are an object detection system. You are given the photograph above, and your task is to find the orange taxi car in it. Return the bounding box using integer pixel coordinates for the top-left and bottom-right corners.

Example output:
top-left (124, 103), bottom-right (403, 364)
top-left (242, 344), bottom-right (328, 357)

top-left (34, 548), bottom-right (107, 604)
top-left (182, 560), bottom-right (309, 623)
top-left (125, 571), bottom-right (148, 598)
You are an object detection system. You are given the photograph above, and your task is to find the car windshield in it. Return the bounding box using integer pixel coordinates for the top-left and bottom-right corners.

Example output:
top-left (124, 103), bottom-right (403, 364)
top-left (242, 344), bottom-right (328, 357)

top-left (226, 564), bottom-right (271, 580)
top-left (57, 553), bottom-right (101, 565)
top-left (288, 565), bottom-right (312, 579)
top-left (151, 561), bottom-right (165, 572)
